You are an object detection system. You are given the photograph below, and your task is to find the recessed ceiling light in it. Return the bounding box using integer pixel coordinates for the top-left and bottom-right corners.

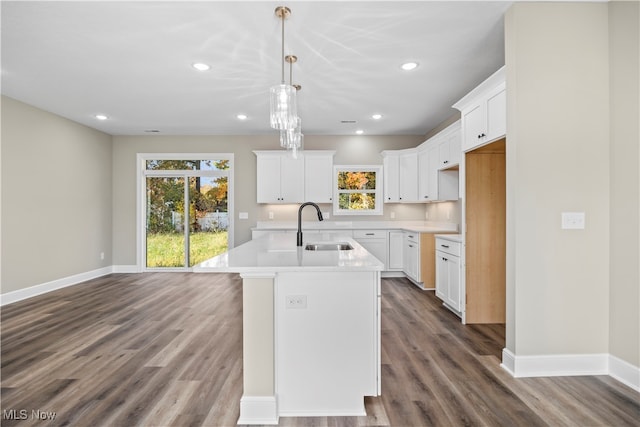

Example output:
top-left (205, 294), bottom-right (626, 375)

top-left (95, 114), bottom-right (108, 120)
top-left (401, 62), bottom-right (418, 71)
top-left (356, 130), bottom-right (364, 135)
top-left (372, 114), bottom-right (382, 120)
top-left (237, 114), bottom-right (248, 120)
top-left (192, 63), bottom-right (211, 71)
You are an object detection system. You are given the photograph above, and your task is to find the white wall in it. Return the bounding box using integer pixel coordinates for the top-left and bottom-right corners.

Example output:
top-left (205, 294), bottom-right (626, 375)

top-left (608, 1), bottom-right (639, 369)
top-left (1, 96), bottom-right (113, 293)
top-left (505, 3), bottom-right (611, 356)
top-left (111, 134), bottom-right (425, 267)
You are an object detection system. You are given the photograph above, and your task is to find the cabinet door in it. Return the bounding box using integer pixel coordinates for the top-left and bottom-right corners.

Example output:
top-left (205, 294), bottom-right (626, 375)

top-left (305, 153), bottom-right (334, 203)
top-left (356, 239), bottom-right (387, 269)
top-left (435, 251), bottom-right (447, 301)
top-left (256, 155), bottom-right (282, 203)
top-left (388, 231), bottom-right (404, 270)
top-left (418, 149), bottom-right (431, 201)
top-left (446, 255), bottom-right (461, 311)
top-left (280, 154), bottom-right (305, 203)
top-left (383, 155), bottom-right (400, 203)
top-left (448, 129), bottom-right (462, 167)
top-left (438, 139), bottom-right (451, 170)
top-left (399, 153), bottom-right (418, 202)
top-left (427, 144), bottom-right (440, 201)
top-left (403, 234), bottom-right (419, 282)
top-left (486, 86), bottom-right (506, 141)
top-left (461, 103), bottom-right (485, 152)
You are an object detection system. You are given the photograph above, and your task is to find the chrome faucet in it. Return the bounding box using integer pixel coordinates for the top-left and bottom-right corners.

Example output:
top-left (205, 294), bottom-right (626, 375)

top-left (297, 202), bottom-right (323, 246)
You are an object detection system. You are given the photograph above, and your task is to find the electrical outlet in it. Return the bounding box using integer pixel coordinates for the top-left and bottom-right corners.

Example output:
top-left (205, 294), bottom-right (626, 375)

top-left (100, 252), bottom-right (105, 260)
top-left (390, 211), bottom-right (396, 219)
top-left (286, 295), bottom-right (307, 309)
top-left (323, 211), bottom-right (330, 219)
top-left (268, 211), bottom-right (274, 219)
top-left (561, 212), bottom-right (585, 229)
top-left (239, 212), bottom-right (249, 219)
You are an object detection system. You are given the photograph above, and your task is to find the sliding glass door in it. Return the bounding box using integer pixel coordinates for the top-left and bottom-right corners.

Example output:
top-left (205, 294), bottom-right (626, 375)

top-left (141, 156), bottom-right (232, 270)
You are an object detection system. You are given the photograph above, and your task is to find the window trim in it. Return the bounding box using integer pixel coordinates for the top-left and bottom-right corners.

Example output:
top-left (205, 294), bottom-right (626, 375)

top-left (333, 165), bottom-right (383, 216)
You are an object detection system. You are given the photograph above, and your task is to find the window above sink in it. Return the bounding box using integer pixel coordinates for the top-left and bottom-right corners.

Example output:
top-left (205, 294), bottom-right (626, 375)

top-left (333, 165), bottom-right (383, 216)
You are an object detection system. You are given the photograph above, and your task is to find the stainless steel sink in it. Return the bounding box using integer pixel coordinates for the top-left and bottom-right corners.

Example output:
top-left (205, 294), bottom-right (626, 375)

top-left (304, 242), bottom-right (354, 251)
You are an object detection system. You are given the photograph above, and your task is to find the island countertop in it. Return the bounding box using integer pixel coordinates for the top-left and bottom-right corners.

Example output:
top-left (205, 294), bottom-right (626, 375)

top-left (193, 232), bottom-right (384, 273)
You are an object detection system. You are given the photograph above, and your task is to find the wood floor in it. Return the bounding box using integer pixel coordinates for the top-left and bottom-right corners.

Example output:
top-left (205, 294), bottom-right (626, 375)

top-left (1, 273), bottom-right (638, 427)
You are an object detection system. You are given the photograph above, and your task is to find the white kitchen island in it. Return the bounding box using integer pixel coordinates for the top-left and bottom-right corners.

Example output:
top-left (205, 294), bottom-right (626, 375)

top-left (194, 232), bottom-right (383, 425)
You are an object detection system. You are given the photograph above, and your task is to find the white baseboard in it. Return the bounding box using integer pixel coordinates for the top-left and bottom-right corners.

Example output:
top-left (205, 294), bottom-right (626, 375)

top-left (237, 396), bottom-right (278, 425)
top-left (501, 348), bottom-right (639, 392)
top-left (609, 354), bottom-right (640, 392)
top-left (112, 265), bottom-right (139, 273)
top-left (0, 266), bottom-right (114, 306)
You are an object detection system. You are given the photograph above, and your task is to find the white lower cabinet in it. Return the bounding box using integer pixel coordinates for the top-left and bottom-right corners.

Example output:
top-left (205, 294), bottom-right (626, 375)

top-left (435, 236), bottom-right (462, 314)
top-left (353, 230), bottom-right (388, 269)
top-left (403, 232), bottom-right (420, 283)
top-left (387, 231), bottom-right (404, 271)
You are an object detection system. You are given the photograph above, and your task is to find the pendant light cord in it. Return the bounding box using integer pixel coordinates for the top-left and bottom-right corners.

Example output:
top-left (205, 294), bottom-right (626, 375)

top-left (281, 13), bottom-right (285, 84)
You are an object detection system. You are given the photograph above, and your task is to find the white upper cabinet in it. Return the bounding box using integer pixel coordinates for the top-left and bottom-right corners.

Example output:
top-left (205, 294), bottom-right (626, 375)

top-left (418, 149), bottom-right (431, 201)
top-left (382, 150), bottom-right (418, 203)
top-left (382, 153), bottom-right (400, 203)
top-left (453, 66), bottom-right (506, 152)
top-left (304, 151), bottom-right (336, 203)
top-left (383, 121), bottom-right (460, 204)
top-left (399, 152), bottom-right (418, 202)
top-left (254, 151), bottom-right (305, 203)
top-left (438, 127), bottom-right (462, 170)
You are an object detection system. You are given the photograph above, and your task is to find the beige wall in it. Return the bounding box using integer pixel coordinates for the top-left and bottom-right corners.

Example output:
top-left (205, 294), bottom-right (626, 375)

top-left (608, 1), bottom-right (639, 367)
top-left (1, 96), bottom-right (113, 293)
top-left (505, 3), bottom-right (611, 355)
top-left (112, 134), bottom-right (425, 266)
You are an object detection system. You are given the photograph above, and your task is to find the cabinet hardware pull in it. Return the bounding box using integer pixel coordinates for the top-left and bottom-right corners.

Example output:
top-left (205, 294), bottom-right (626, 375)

top-left (409, 244), bottom-right (414, 248)
top-left (424, 195), bottom-right (429, 199)
top-left (443, 257), bottom-right (448, 261)
top-left (441, 244), bottom-right (450, 248)
top-left (365, 233), bottom-right (374, 236)
top-left (444, 160), bottom-right (449, 164)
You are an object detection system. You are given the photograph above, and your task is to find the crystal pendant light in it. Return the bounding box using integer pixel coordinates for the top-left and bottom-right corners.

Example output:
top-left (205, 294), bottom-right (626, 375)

top-left (269, 6), bottom-right (297, 131)
top-left (279, 55), bottom-right (303, 157)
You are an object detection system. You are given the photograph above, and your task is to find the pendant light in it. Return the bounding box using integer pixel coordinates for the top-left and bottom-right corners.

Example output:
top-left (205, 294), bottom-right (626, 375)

top-left (279, 54), bottom-right (303, 156)
top-left (269, 6), bottom-right (297, 131)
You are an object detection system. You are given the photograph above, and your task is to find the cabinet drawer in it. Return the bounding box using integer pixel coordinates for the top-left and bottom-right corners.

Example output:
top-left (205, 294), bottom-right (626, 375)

top-left (435, 238), bottom-right (461, 257)
top-left (404, 232), bottom-right (419, 243)
top-left (353, 229), bottom-right (386, 239)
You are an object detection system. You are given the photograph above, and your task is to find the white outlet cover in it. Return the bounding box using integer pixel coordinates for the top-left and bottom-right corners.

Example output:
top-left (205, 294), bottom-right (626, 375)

top-left (239, 212), bottom-right (249, 219)
top-left (561, 212), bottom-right (585, 229)
top-left (286, 295), bottom-right (307, 309)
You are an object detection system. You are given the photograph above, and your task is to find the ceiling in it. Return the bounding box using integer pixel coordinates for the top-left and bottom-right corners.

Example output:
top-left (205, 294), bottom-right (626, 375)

top-left (1, 1), bottom-right (511, 136)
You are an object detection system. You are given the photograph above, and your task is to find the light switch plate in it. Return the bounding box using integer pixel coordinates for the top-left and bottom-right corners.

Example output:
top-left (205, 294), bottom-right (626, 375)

top-left (561, 212), bottom-right (585, 229)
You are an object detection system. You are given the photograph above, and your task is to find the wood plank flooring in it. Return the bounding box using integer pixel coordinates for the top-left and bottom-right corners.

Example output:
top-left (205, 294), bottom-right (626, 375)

top-left (1, 273), bottom-right (638, 426)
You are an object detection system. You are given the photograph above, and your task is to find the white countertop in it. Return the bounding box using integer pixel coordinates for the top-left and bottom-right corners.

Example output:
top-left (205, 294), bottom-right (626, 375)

top-left (193, 232), bottom-right (384, 273)
top-left (253, 220), bottom-right (458, 234)
top-left (434, 233), bottom-right (462, 243)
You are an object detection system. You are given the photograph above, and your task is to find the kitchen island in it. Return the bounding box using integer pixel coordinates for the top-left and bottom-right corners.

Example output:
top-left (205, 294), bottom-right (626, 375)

top-left (194, 232), bottom-right (384, 425)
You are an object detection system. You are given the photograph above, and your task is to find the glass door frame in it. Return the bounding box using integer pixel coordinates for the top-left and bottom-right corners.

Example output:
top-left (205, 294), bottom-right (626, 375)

top-left (136, 153), bottom-right (234, 272)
